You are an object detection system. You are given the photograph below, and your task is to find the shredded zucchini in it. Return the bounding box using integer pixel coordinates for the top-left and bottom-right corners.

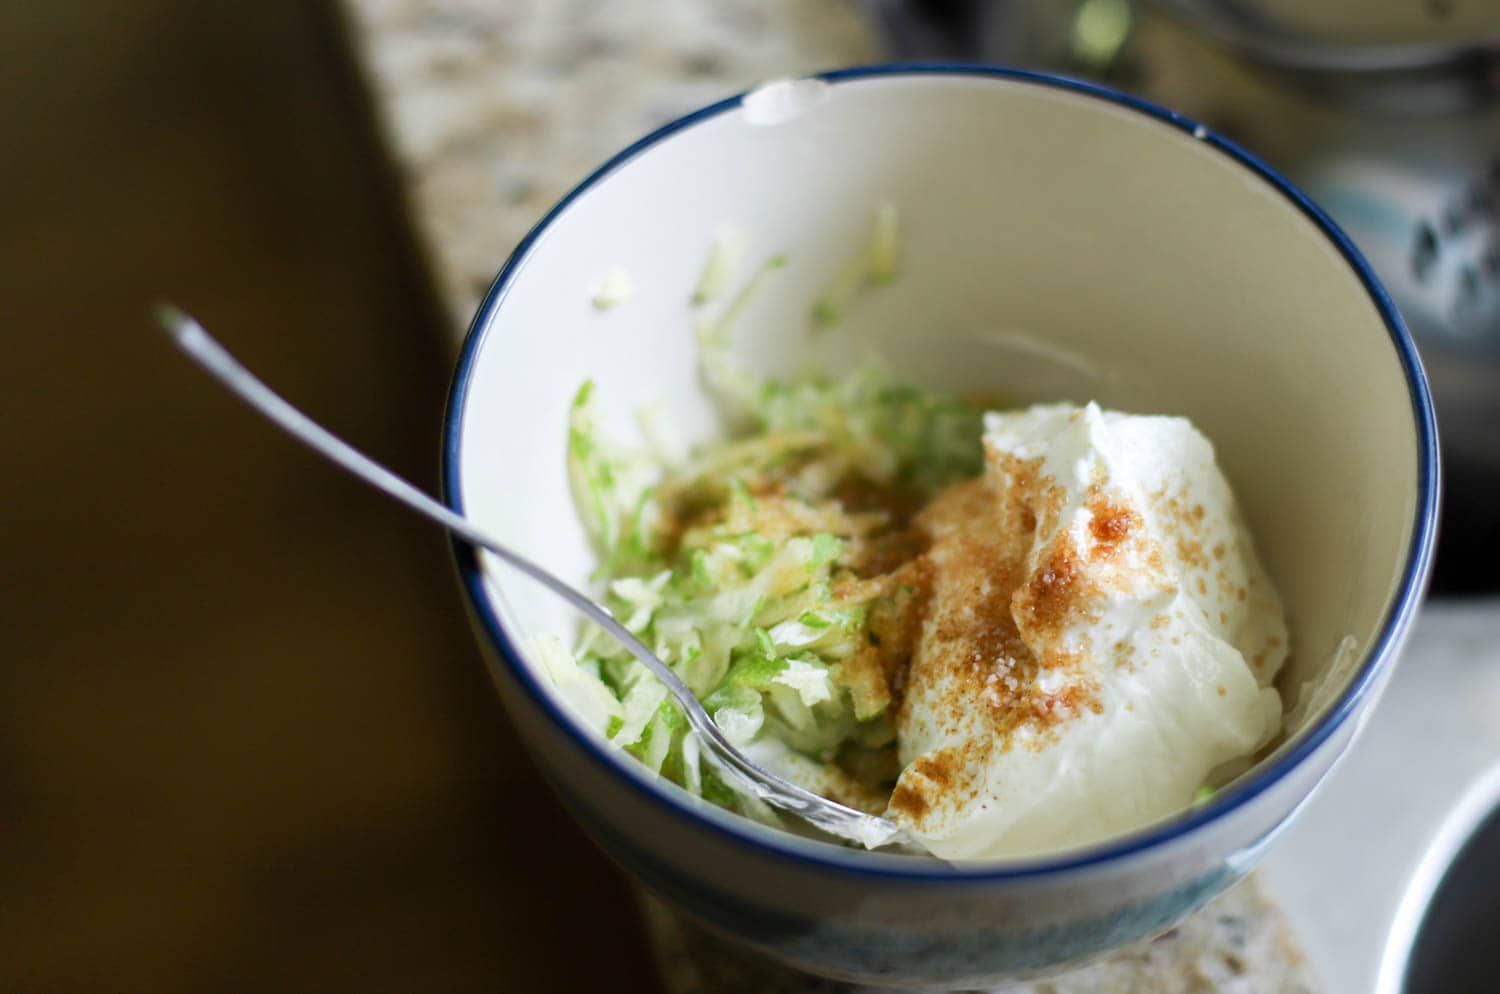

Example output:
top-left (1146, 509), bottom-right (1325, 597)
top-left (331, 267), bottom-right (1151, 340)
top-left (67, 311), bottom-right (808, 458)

top-left (556, 242), bottom-right (982, 825)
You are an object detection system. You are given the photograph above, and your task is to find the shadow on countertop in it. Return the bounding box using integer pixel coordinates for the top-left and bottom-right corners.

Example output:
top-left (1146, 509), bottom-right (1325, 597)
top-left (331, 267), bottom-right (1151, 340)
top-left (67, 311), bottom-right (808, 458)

top-left (0, 2), bottom-right (655, 990)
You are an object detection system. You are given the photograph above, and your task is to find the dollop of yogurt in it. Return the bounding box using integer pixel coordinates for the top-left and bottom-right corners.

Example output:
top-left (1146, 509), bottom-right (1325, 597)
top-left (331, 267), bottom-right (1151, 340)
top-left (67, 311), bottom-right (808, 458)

top-left (886, 402), bottom-right (1287, 860)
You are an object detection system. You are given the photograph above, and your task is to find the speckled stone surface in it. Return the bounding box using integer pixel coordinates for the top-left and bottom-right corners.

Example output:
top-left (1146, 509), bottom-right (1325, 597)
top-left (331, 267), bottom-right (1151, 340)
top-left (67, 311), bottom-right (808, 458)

top-left (639, 877), bottom-right (1315, 994)
top-left (346, 0), bottom-right (878, 330)
top-left (341, 3), bottom-right (1323, 990)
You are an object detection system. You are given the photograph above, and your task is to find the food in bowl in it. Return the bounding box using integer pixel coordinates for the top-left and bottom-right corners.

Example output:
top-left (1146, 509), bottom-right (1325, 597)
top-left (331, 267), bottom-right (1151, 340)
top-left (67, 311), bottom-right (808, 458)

top-left (451, 65), bottom-right (1436, 983)
top-left (544, 267), bottom-right (1288, 860)
top-left (893, 402), bottom-right (1286, 859)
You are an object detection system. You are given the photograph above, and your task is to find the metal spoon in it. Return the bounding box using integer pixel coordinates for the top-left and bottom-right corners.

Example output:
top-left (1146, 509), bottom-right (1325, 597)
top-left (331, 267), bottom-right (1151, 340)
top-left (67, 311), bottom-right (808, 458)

top-left (154, 305), bottom-right (917, 854)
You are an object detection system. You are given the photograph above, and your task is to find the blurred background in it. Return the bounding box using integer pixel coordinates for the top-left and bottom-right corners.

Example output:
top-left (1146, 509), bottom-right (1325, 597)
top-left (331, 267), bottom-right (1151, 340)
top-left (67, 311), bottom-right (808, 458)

top-left (2, 1), bottom-right (1496, 991)
top-left (0, 3), bottom-right (650, 990)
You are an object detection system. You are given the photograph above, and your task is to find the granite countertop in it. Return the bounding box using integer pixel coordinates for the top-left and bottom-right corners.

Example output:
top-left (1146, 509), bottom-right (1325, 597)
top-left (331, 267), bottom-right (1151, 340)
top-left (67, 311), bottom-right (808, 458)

top-left (338, 2), bottom-right (1499, 991)
top-left (640, 881), bottom-right (1314, 994)
top-left (346, 0), bottom-right (881, 331)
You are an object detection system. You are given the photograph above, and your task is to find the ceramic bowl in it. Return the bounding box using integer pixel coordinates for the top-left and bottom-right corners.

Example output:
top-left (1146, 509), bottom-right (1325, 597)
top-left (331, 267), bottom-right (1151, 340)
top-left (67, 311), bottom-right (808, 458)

top-left (442, 65), bottom-right (1439, 986)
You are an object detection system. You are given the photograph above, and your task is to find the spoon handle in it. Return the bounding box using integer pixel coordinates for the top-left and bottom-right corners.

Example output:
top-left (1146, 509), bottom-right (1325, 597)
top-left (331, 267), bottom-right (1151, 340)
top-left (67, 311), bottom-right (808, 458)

top-left (154, 305), bottom-right (909, 851)
top-left (153, 306), bottom-right (699, 693)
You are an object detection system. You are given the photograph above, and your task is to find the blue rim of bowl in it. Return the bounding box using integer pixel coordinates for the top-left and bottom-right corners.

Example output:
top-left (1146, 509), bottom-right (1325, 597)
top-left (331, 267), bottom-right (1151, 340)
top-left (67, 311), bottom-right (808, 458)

top-left (441, 63), bottom-right (1440, 881)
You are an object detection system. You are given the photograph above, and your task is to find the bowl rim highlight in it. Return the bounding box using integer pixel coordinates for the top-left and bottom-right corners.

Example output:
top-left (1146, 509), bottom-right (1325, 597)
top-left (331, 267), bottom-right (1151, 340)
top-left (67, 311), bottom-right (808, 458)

top-left (441, 63), bottom-right (1441, 880)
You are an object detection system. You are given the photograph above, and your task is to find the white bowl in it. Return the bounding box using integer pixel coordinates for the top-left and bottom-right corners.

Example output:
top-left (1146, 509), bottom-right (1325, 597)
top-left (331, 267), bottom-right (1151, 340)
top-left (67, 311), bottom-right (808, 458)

top-left (443, 66), bottom-right (1438, 985)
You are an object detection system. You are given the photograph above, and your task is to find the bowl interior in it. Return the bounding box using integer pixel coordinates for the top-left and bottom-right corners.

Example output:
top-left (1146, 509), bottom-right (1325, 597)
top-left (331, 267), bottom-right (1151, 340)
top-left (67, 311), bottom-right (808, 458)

top-left (452, 70), bottom-right (1426, 851)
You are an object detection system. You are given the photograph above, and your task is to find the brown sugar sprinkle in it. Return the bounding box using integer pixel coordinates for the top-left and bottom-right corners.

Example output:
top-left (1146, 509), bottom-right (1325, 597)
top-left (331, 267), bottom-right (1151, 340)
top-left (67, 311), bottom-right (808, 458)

top-left (654, 429), bottom-right (949, 725)
top-left (910, 750), bottom-right (958, 791)
top-left (668, 489), bottom-right (867, 557)
top-left (1176, 537), bottom-right (1208, 570)
top-left (987, 448), bottom-right (1060, 536)
top-left (889, 780), bottom-right (929, 819)
top-left (1151, 487), bottom-right (1211, 553)
top-left (896, 454), bottom-right (1105, 765)
top-left (905, 479), bottom-right (1035, 712)
top-left (898, 478), bottom-right (1036, 736)
top-left (838, 557), bottom-right (933, 713)
top-left (888, 741), bottom-right (990, 825)
top-left (1013, 536), bottom-right (1099, 642)
top-left (1086, 490), bottom-right (1140, 560)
